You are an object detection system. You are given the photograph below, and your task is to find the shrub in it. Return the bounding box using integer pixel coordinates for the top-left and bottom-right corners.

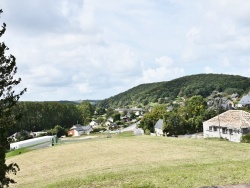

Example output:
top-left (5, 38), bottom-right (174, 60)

top-left (241, 133), bottom-right (250, 143)
top-left (145, 129), bottom-right (151, 135)
top-left (92, 128), bottom-right (106, 133)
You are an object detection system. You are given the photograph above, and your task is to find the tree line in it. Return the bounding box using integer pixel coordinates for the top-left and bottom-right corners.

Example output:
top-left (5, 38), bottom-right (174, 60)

top-left (9, 101), bottom-right (94, 136)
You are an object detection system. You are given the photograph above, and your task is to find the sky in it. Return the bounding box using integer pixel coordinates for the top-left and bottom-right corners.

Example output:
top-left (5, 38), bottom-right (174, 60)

top-left (1, 0), bottom-right (250, 101)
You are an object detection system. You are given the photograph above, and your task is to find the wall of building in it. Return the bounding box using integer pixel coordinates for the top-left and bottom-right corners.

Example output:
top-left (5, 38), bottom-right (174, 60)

top-left (203, 123), bottom-right (242, 142)
top-left (10, 136), bottom-right (54, 150)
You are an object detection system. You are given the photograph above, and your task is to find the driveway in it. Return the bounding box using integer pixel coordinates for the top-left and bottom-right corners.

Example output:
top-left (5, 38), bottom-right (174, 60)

top-left (120, 121), bottom-right (139, 132)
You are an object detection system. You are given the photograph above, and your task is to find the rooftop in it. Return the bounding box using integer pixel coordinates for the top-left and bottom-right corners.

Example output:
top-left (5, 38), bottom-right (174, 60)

top-left (204, 110), bottom-right (250, 129)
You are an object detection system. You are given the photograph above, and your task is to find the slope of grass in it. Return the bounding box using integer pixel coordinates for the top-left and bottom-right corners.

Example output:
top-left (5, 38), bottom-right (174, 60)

top-left (7, 135), bottom-right (250, 188)
top-left (6, 148), bottom-right (32, 158)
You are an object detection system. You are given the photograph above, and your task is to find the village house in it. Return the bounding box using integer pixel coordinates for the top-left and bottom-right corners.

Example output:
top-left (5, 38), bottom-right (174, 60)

top-left (154, 119), bottom-right (164, 136)
top-left (68, 124), bottom-right (93, 136)
top-left (238, 92), bottom-right (250, 108)
top-left (89, 120), bottom-right (99, 129)
top-left (203, 110), bottom-right (250, 142)
top-left (105, 120), bottom-right (113, 127)
top-left (108, 122), bottom-right (119, 130)
top-left (115, 108), bottom-right (145, 116)
top-left (220, 97), bottom-right (234, 110)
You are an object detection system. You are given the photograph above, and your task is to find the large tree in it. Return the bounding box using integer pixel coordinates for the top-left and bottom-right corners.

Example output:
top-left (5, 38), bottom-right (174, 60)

top-left (78, 101), bottom-right (93, 125)
top-left (0, 9), bottom-right (26, 187)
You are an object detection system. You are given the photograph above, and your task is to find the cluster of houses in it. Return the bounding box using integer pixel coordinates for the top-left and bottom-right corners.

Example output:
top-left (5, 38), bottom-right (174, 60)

top-left (67, 118), bottom-right (120, 137)
top-left (152, 110), bottom-right (250, 142)
top-left (68, 108), bottom-right (145, 137)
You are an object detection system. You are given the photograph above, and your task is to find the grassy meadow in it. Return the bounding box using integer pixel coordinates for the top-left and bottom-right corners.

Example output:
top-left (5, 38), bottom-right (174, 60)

top-left (7, 133), bottom-right (250, 188)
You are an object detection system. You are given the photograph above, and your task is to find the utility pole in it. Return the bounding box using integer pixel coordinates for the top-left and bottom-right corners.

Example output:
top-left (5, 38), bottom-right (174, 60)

top-left (218, 114), bottom-right (221, 138)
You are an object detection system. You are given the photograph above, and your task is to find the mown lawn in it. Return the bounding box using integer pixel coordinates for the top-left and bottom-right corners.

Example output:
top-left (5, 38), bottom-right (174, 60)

top-left (7, 133), bottom-right (250, 188)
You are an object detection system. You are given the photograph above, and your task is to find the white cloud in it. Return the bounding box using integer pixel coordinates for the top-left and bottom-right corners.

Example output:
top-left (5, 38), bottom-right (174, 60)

top-left (77, 83), bottom-right (92, 94)
top-left (155, 56), bottom-right (173, 67)
top-left (136, 57), bottom-right (185, 84)
top-left (1, 0), bottom-right (250, 100)
top-left (204, 66), bottom-right (214, 74)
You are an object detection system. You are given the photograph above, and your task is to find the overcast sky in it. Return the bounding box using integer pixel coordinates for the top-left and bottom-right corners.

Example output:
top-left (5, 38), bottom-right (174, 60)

top-left (1, 0), bottom-right (250, 101)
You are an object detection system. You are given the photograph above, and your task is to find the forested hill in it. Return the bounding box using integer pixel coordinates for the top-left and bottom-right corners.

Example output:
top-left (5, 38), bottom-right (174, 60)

top-left (97, 74), bottom-right (250, 108)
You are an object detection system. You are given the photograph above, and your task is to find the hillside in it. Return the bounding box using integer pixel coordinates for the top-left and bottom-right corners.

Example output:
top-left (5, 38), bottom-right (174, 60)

top-left (7, 135), bottom-right (250, 187)
top-left (97, 74), bottom-right (250, 108)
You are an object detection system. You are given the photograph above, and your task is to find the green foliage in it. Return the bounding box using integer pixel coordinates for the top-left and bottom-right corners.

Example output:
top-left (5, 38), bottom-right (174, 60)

top-left (92, 128), bottom-right (106, 133)
top-left (78, 101), bottom-right (94, 125)
top-left (0, 9), bottom-right (26, 187)
top-left (184, 95), bottom-right (207, 117)
top-left (105, 108), bottom-right (114, 119)
top-left (163, 112), bottom-right (184, 135)
top-left (97, 74), bottom-right (250, 108)
top-left (130, 111), bottom-right (136, 119)
top-left (144, 129), bottom-right (151, 135)
top-left (97, 117), bottom-right (104, 123)
top-left (112, 113), bottom-right (121, 122)
top-left (53, 125), bottom-right (66, 138)
top-left (6, 148), bottom-right (31, 158)
top-left (15, 130), bottom-right (32, 142)
top-left (140, 95), bottom-right (215, 135)
top-left (139, 105), bottom-right (166, 133)
top-left (95, 107), bottom-right (106, 115)
top-left (241, 133), bottom-right (250, 143)
top-left (11, 102), bottom-right (81, 134)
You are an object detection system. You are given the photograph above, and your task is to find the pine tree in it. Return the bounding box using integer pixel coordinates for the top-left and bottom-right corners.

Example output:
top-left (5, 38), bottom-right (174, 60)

top-left (0, 9), bottom-right (26, 187)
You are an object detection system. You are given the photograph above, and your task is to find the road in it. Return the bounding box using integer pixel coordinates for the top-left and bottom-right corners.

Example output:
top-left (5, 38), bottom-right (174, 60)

top-left (120, 121), bottom-right (139, 132)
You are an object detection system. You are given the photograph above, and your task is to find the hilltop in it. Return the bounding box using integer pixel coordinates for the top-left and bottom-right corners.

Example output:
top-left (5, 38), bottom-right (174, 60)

top-left (97, 74), bottom-right (250, 108)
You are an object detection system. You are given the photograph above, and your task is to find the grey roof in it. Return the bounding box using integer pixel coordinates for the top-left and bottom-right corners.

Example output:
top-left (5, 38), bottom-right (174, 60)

top-left (231, 93), bottom-right (239, 98)
top-left (239, 93), bottom-right (250, 105)
top-left (154, 119), bottom-right (163, 130)
top-left (70, 124), bottom-right (84, 131)
top-left (82, 125), bottom-right (92, 131)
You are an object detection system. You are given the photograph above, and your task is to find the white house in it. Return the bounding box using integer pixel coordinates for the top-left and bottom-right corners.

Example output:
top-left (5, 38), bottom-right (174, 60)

top-left (89, 120), bottom-right (99, 128)
top-left (238, 92), bottom-right (250, 108)
top-left (68, 124), bottom-right (93, 136)
top-left (221, 97), bottom-right (234, 110)
top-left (105, 120), bottom-right (113, 127)
top-left (115, 108), bottom-right (145, 116)
top-left (107, 117), bottom-right (114, 122)
top-left (203, 110), bottom-right (250, 142)
top-left (154, 119), bottom-right (164, 136)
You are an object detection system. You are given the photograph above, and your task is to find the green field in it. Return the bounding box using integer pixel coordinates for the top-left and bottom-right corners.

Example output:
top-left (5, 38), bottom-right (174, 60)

top-left (7, 133), bottom-right (250, 188)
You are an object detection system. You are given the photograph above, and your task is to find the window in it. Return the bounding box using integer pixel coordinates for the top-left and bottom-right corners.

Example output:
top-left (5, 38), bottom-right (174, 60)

top-left (209, 126), bottom-right (212, 131)
top-left (229, 129), bottom-right (233, 135)
top-left (214, 127), bottom-right (217, 131)
top-left (222, 128), bottom-right (227, 134)
top-left (242, 128), bottom-right (249, 134)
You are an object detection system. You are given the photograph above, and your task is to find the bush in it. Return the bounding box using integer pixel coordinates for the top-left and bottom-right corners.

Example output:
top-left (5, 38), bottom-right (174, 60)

top-left (241, 133), bottom-right (250, 143)
top-left (145, 129), bottom-right (151, 135)
top-left (116, 121), bottom-right (124, 125)
top-left (92, 128), bottom-right (106, 133)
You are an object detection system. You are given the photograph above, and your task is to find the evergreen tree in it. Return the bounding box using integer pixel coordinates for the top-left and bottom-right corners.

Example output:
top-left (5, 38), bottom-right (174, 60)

top-left (0, 9), bottom-right (26, 187)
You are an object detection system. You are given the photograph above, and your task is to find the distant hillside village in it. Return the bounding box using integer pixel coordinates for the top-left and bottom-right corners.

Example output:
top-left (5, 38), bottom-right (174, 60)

top-left (8, 74), bottom-right (250, 149)
top-left (8, 89), bottom-right (250, 151)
